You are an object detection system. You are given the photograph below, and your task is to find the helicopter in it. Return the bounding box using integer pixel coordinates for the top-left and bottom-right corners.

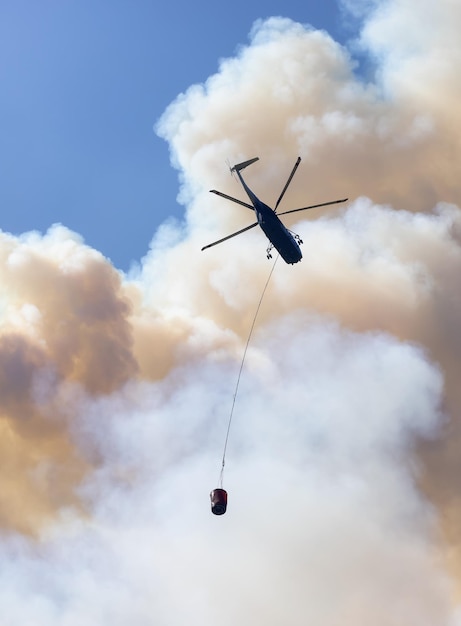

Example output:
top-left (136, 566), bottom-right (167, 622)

top-left (202, 157), bottom-right (348, 264)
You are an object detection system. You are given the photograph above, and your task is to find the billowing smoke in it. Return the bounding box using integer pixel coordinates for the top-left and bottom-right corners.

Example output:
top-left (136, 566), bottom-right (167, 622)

top-left (1, 0), bottom-right (461, 622)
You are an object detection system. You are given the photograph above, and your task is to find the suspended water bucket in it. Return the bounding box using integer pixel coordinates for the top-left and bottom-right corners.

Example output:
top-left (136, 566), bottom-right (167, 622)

top-left (210, 488), bottom-right (228, 515)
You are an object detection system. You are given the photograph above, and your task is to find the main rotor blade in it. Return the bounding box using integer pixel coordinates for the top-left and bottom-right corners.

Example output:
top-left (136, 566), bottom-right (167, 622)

top-left (274, 156), bottom-right (301, 212)
top-left (277, 198), bottom-right (348, 217)
top-left (201, 222), bottom-right (259, 251)
top-left (210, 189), bottom-right (254, 210)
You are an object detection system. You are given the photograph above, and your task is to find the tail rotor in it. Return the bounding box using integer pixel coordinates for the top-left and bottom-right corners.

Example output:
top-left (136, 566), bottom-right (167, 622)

top-left (226, 158), bottom-right (237, 180)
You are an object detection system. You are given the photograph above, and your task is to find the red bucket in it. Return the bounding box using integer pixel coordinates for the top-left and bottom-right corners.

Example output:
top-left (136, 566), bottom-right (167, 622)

top-left (210, 488), bottom-right (228, 515)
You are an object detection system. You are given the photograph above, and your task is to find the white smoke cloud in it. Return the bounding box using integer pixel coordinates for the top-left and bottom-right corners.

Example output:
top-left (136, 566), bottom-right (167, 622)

top-left (1, 0), bottom-right (461, 622)
top-left (0, 318), bottom-right (454, 625)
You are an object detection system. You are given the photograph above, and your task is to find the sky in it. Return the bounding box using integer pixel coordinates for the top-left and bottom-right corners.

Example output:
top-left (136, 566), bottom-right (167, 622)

top-left (2, 0), bottom-right (461, 624)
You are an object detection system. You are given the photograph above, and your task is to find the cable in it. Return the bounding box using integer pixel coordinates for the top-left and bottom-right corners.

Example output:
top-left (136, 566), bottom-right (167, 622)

top-left (218, 255), bottom-right (279, 487)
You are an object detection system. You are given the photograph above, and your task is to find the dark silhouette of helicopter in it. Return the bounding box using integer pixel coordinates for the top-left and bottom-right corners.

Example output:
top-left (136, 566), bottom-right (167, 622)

top-left (202, 157), bottom-right (348, 264)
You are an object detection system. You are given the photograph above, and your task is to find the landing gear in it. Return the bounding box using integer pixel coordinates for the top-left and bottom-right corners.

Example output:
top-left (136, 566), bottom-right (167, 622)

top-left (266, 243), bottom-right (274, 259)
top-left (288, 230), bottom-right (303, 245)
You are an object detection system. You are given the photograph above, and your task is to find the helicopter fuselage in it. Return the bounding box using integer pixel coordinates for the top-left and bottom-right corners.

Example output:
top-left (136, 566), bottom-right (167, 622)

top-left (236, 170), bottom-right (302, 265)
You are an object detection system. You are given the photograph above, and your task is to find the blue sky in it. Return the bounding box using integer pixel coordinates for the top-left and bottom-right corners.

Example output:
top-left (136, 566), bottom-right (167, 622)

top-left (0, 1), bottom-right (351, 270)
